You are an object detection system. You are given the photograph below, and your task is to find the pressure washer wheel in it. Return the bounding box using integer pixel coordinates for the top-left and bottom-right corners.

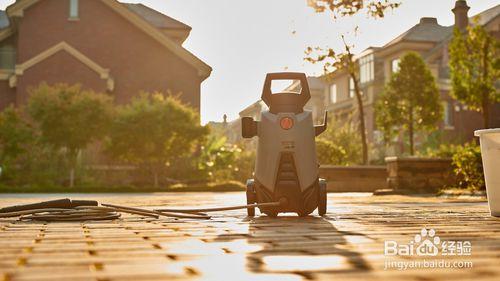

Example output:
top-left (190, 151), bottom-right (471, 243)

top-left (246, 179), bottom-right (256, 216)
top-left (318, 179), bottom-right (327, 216)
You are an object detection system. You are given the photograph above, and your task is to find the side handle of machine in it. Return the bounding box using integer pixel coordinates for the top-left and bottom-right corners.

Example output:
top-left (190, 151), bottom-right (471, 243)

top-left (242, 117), bottom-right (258, 138)
top-left (315, 111), bottom-right (328, 137)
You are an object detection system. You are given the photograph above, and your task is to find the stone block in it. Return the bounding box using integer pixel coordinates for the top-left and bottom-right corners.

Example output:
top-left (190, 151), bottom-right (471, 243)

top-left (385, 157), bottom-right (456, 192)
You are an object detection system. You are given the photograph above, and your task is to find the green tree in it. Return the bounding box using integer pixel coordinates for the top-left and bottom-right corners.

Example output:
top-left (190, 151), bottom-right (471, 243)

top-left (27, 83), bottom-right (113, 187)
top-left (0, 106), bottom-right (34, 172)
top-left (106, 92), bottom-right (208, 187)
top-left (376, 52), bottom-right (442, 155)
top-left (449, 22), bottom-right (499, 128)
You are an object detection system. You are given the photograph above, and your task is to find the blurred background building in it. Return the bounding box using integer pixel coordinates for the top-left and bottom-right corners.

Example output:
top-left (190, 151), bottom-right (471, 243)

top-left (0, 0), bottom-right (211, 111)
top-left (230, 1), bottom-right (499, 153)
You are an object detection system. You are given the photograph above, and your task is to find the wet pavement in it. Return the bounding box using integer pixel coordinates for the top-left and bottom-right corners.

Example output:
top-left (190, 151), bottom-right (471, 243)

top-left (0, 192), bottom-right (499, 281)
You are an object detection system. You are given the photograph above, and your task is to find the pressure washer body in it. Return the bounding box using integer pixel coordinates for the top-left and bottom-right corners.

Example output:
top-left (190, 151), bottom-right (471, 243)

top-left (242, 72), bottom-right (327, 217)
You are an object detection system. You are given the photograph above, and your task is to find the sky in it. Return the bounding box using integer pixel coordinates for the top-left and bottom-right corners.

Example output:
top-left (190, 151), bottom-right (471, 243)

top-left (0, 0), bottom-right (498, 124)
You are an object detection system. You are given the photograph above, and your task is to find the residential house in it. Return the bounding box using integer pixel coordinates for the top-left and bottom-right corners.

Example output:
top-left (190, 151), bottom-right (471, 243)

top-left (321, 0), bottom-right (500, 148)
top-left (0, 0), bottom-right (211, 112)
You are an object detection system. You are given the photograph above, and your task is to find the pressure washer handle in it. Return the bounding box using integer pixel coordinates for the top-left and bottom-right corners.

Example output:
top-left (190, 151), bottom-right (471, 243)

top-left (262, 72), bottom-right (310, 95)
top-left (0, 199), bottom-right (98, 213)
top-left (264, 72), bottom-right (308, 81)
top-left (261, 72), bottom-right (311, 113)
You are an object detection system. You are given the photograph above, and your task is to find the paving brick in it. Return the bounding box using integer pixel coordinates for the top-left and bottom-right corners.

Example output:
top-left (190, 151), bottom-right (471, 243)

top-left (0, 193), bottom-right (499, 280)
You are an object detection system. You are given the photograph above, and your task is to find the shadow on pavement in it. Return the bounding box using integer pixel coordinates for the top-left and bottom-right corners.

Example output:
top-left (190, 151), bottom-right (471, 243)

top-left (213, 215), bottom-right (371, 276)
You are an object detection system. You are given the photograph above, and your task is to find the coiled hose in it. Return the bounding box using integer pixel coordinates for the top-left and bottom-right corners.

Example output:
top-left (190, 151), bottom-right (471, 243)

top-left (0, 199), bottom-right (283, 222)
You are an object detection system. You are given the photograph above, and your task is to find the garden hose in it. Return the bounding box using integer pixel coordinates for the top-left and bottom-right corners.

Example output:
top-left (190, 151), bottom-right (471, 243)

top-left (0, 198), bottom-right (285, 222)
top-left (154, 201), bottom-right (282, 213)
top-left (20, 208), bottom-right (121, 222)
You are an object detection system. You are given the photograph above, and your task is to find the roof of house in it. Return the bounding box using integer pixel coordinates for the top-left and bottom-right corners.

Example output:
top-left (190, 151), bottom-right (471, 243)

top-left (0, 10), bottom-right (9, 29)
top-left (472, 4), bottom-right (500, 26)
top-left (124, 3), bottom-right (191, 31)
top-left (1, 3), bottom-right (191, 32)
top-left (384, 17), bottom-right (453, 48)
top-left (387, 4), bottom-right (499, 50)
top-left (2, 0), bottom-right (211, 79)
top-left (424, 4), bottom-right (500, 60)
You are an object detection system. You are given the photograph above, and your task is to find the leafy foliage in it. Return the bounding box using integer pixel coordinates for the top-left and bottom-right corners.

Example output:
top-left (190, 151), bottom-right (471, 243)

top-left (316, 139), bottom-right (347, 165)
top-left (307, 0), bottom-right (400, 19)
top-left (0, 106), bottom-right (34, 164)
top-left (27, 83), bottom-right (114, 187)
top-left (20, 145), bottom-right (69, 187)
top-left (305, 36), bottom-right (369, 164)
top-left (106, 92), bottom-right (208, 187)
top-left (198, 136), bottom-right (255, 182)
top-left (449, 22), bottom-right (499, 128)
top-left (198, 136), bottom-right (237, 180)
top-left (27, 83), bottom-right (113, 153)
top-left (317, 116), bottom-right (362, 165)
top-left (375, 52), bottom-right (442, 155)
top-left (452, 142), bottom-right (484, 191)
top-left (305, 39), bottom-right (356, 74)
top-left (418, 143), bottom-right (461, 159)
top-left (305, 0), bottom-right (402, 164)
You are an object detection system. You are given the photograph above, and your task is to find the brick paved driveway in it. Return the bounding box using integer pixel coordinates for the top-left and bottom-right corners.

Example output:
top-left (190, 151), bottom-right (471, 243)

top-left (0, 192), bottom-right (499, 281)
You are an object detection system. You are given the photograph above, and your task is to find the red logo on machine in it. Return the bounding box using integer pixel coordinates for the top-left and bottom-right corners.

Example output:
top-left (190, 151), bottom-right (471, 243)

top-left (280, 117), bottom-right (294, 130)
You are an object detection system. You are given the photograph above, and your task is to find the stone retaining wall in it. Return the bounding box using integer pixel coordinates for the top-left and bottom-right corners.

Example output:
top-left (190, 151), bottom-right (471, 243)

top-left (319, 165), bottom-right (387, 192)
top-left (385, 157), bottom-right (456, 192)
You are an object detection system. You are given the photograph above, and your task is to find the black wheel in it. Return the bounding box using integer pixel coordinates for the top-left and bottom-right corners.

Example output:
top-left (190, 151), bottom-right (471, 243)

top-left (266, 212), bottom-right (278, 218)
top-left (318, 179), bottom-right (327, 216)
top-left (298, 212), bottom-right (309, 217)
top-left (246, 179), bottom-right (256, 216)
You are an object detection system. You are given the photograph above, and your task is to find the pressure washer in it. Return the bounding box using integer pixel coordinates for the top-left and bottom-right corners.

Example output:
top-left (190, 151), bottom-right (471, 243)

top-left (242, 72), bottom-right (328, 217)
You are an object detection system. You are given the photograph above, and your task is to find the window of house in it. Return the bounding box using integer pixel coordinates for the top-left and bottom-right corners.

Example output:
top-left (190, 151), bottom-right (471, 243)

top-left (443, 101), bottom-right (454, 128)
top-left (0, 46), bottom-right (16, 70)
top-left (391, 58), bottom-right (400, 73)
top-left (329, 84), bottom-right (337, 104)
top-left (69, 0), bottom-right (79, 19)
top-left (359, 54), bottom-right (374, 83)
top-left (349, 78), bottom-right (355, 98)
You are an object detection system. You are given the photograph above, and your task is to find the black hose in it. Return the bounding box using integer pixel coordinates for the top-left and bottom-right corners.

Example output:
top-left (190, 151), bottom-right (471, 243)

top-left (0, 199), bottom-right (284, 222)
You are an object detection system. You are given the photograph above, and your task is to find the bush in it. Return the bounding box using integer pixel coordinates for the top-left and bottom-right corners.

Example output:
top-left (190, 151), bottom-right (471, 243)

top-left (0, 106), bottom-right (34, 181)
top-left (198, 136), bottom-right (255, 183)
top-left (419, 143), bottom-right (461, 158)
top-left (168, 180), bottom-right (245, 192)
top-left (452, 142), bottom-right (484, 190)
top-left (316, 139), bottom-right (347, 165)
top-left (317, 115), bottom-right (362, 165)
top-left (231, 148), bottom-right (255, 183)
